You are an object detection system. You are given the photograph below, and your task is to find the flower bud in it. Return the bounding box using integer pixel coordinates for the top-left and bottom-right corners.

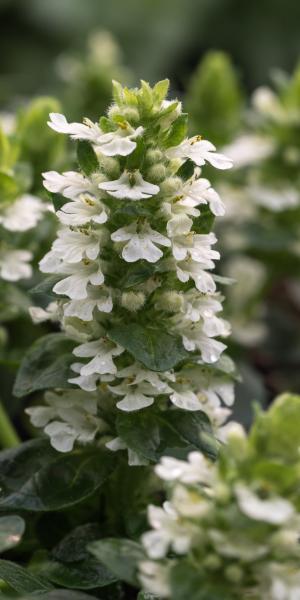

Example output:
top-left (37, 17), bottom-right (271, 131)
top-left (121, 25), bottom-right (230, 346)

top-left (121, 291), bottom-right (145, 312)
top-left (203, 554), bottom-right (222, 570)
top-left (160, 176), bottom-right (182, 195)
top-left (156, 291), bottom-right (184, 313)
top-left (224, 564), bottom-right (243, 584)
top-left (121, 107), bottom-right (140, 124)
top-left (146, 164), bottom-right (166, 183)
top-left (99, 156), bottom-right (121, 179)
top-left (145, 148), bottom-right (163, 165)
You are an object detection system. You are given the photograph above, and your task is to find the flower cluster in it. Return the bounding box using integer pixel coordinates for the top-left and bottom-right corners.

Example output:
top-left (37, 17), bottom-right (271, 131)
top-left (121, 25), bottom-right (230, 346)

top-left (139, 393), bottom-right (300, 599)
top-left (28, 80), bottom-right (235, 453)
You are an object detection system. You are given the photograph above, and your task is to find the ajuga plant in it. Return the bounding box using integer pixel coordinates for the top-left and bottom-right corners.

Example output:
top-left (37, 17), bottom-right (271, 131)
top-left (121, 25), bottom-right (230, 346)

top-left (186, 51), bottom-right (244, 145)
top-left (133, 393), bottom-right (300, 599)
top-left (0, 79), bottom-right (235, 599)
top-left (0, 97), bottom-right (65, 449)
top-left (17, 78), bottom-right (237, 458)
top-left (218, 60), bottom-right (300, 393)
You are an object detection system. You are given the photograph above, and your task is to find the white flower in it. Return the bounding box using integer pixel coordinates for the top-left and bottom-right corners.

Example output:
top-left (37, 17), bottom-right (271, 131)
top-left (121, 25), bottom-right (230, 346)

top-left (235, 485), bottom-right (295, 525)
top-left (0, 249), bottom-right (32, 281)
top-left (180, 325), bottom-right (226, 363)
top-left (167, 137), bottom-right (233, 170)
top-left (168, 226), bottom-right (220, 265)
top-left (108, 381), bottom-right (158, 411)
top-left (43, 171), bottom-right (95, 198)
top-left (42, 260), bottom-right (105, 300)
top-left (57, 194), bottom-right (108, 226)
top-left (142, 502), bottom-right (193, 559)
top-left (184, 176), bottom-right (225, 216)
top-left (48, 113), bottom-right (143, 156)
top-left (73, 338), bottom-right (124, 377)
top-left (25, 389), bottom-right (104, 452)
top-left (175, 259), bottom-right (216, 294)
top-left (50, 228), bottom-right (103, 263)
top-left (68, 363), bottom-right (100, 391)
top-left (155, 451), bottom-right (213, 485)
top-left (116, 362), bottom-right (175, 393)
top-left (111, 222), bottom-right (170, 263)
top-left (170, 389), bottom-right (204, 411)
top-left (0, 195), bottom-right (47, 231)
top-left (64, 287), bottom-right (113, 321)
top-left (99, 170), bottom-right (159, 200)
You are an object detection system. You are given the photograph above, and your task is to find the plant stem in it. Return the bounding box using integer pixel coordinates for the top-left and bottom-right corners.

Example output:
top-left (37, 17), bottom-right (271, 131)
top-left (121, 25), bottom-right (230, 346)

top-left (0, 401), bottom-right (20, 448)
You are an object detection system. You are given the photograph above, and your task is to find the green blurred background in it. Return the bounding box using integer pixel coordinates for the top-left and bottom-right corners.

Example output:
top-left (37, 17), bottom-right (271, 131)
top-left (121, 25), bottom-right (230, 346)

top-left (1, 0), bottom-right (300, 108)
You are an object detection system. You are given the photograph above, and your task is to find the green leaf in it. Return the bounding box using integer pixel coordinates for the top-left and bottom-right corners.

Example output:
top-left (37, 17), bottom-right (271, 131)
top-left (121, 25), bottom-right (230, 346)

top-left (108, 324), bottom-right (189, 372)
top-left (163, 114), bottom-right (188, 148)
top-left (192, 204), bottom-right (215, 234)
top-left (51, 192), bottom-right (68, 212)
top-left (43, 592), bottom-right (99, 600)
top-left (0, 439), bottom-right (115, 511)
top-left (153, 79), bottom-right (170, 105)
top-left (116, 409), bottom-right (217, 462)
top-left (170, 561), bottom-right (231, 600)
top-left (88, 538), bottom-right (145, 586)
top-left (52, 524), bottom-right (102, 563)
top-left (13, 334), bottom-right (75, 398)
top-left (121, 262), bottom-right (157, 289)
top-left (0, 516), bottom-right (25, 552)
top-left (77, 141), bottom-right (98, 176)
top-left (112, 80), bottom-right (124, 105)
top-left (30, 275), bottom-right (61, 298)
top-left (44, 558), bottom-right (117, 590)
top-left (0, 560), bottom-right (52, 594)
top-left (176, 159), bottom-right (195, 181)
top-left (137, 593), bottom-right (160, 600)
top-left (99, 116), bottom-right (113, 132)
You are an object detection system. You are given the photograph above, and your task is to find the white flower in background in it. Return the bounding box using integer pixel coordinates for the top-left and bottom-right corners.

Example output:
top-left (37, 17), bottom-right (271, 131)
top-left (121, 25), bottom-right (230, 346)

top-left (0, 249), bottom-right (32, 281)
top-left (48, 113), bottom-right (143, 156)
top-left (108, 381), bottom-right (157, 411)
top-left (111, 222), bottom-right (170, 263)
top-left (155, 452), bottom-right (213, 485)
top-left (0, 195), bottom-right (47, 231)
top-left (249, 185), bottom-right (299, 211)
top-left (25, 389), bottom-right (105, 452)
top-left (64, 286), bottom-right (113, 321)
top-left (252, 86), bottom-right (284, 121)
top-left (235, 485), bottom-right (295, 525)
top-left (29, 301), bottom-right (60, 324)
top-left (167, 137), bottom-right (233, 170)
top-left (139, 560), bottom-right (171, 598)
top-left (99, 170), bottom-right (159, 200)
top-left (142, 502), bottom-right (193, 559)
top-left (223, 134), bottom-right (274, 168)
top-left (73, 338), bottom-right (124, 378)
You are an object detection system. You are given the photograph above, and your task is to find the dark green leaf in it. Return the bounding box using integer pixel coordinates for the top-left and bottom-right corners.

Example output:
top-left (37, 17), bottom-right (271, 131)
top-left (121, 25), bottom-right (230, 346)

top-left (44, 558), bottom-right (117, 590)
top-left (170, 561), bottom-right (231, 600)
top-left (0, 560), bottom-right (52, 594)
top-left (108, 324), bottom-right (189, 371)
top-left (77, 141), bottom-right (98, 176)
top-left (0, 516), bottom-right (25, 552)
top-left (51, 192), bottom-right (67, 212)
top-left (0, 172), bottom-right (19, 204)
top-left (176, 159), bottom-right (195, 181)
top-left (52, 523), bottom-right (102, 563)
top-left (13, 334), bottom-right (75, 398)
top-left (30, 275), bottom-right (62, 298)
top-left (163, 114), bottom-right (188, 148)
top-left (193, 204), bottom-right (215, 234)
top-left (138, 593), bottom-right (160, 600)
top-left (0, 439), bottom-right (115, 511)
top-left (166, 410), bottom-right (218, 460)
top-left (88, 538), bottom-right (145, 586)
top-left (121, 262), bottom-right (158, 289)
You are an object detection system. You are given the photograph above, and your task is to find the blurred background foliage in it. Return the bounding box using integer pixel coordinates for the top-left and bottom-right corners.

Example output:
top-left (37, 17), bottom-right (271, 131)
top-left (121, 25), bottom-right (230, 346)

top-left (1, 0), bottom-right (300, 431)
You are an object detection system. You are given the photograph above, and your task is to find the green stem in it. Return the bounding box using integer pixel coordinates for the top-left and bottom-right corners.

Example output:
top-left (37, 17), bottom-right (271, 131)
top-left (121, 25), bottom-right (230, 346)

top-left (0, 401), bottom-right (20, 448)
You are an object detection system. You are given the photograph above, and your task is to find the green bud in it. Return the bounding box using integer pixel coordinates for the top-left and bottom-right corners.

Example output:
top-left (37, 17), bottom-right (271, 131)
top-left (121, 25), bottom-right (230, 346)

top-left (99, 156), bottom-right (120, 179)
top-left (160, 176), bottom-right (182, 195)
top-left (224, 564), bottom-right (243, 584)
top-left (156, 291), bottom-right (184, 313)
top-left (202, 554), bottom-right (222, 570)
top-left (145, 148), bottom-right (164, 165)
top-left (146, 164), bottom-right (166, 183)
top-left (121, 291), bottom-right (145, 312)
top-left (121, 107), bottom-right (140, 124)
